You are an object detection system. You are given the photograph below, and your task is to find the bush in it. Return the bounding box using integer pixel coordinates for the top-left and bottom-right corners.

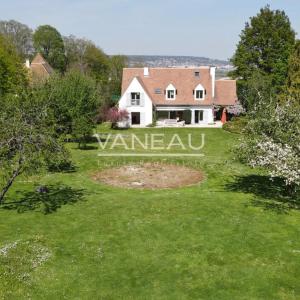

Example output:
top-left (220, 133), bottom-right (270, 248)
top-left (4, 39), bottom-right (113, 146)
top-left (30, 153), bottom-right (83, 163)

top-left (223, 116), bottom-right (248, 134)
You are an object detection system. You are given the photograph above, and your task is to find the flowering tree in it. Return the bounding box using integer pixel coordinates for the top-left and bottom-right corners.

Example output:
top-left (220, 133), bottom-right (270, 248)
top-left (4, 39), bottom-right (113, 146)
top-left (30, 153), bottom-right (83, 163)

top-left (226, 103), bottom-right (245, 116)
top-left (106, 107), bottom-right (129, 128)
top-left (237, 97), bottom-right (300, 193)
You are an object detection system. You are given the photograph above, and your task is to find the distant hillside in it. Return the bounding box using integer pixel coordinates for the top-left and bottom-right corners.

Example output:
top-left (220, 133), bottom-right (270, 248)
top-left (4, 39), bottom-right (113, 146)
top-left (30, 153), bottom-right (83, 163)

top-left (127, 55), bottom-right (230, 67)
top-left (127, 55), bottom-right (234, 79)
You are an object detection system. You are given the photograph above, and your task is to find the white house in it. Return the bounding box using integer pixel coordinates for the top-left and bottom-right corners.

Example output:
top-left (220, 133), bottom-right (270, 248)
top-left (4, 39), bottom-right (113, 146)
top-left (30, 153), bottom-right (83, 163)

top-left (119, 67), bottom-right (238, 127)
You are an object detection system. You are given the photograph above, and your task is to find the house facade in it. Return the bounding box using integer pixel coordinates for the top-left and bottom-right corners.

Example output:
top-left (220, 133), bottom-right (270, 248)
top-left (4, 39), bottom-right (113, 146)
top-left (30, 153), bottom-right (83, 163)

top-left (119, 67), bottom-right (238, 127)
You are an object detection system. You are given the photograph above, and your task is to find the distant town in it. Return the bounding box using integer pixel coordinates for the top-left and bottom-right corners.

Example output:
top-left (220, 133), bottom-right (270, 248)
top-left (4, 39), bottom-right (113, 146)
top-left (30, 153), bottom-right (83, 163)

top-left (127, 55), bottom-right (234, 78)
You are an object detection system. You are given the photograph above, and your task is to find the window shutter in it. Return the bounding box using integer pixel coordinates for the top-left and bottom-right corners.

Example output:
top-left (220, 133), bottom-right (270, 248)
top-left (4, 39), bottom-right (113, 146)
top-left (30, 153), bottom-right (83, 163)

top-left (193, 90), bottom-right (194, 95)
top-left (164, 90), bottom-right (166, 95)
top-left (176, 89), bottom-right (178, 95)
top-left (205, 89), bottom-right (207, 95)
top-left (126, 93), bottom-right (131, 106)
top-left (140, 93), bottom-right (145, 107)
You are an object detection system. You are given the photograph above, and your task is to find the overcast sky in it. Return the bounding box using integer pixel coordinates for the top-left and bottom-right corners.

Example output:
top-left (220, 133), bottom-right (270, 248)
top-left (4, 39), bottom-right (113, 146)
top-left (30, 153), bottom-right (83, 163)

top-left (1, 0), bottom-right (299, 60)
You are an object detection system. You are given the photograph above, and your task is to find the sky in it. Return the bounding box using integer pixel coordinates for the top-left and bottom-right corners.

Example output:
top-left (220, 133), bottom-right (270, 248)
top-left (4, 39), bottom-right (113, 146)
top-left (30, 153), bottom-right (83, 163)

top-left (1, 0), bottom-right (299, 60)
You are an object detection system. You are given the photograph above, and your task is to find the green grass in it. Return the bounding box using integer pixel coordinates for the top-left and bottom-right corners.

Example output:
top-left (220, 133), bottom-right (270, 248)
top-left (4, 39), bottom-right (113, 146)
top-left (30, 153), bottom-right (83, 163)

top-left (0, 127), bottom-right (300, 299)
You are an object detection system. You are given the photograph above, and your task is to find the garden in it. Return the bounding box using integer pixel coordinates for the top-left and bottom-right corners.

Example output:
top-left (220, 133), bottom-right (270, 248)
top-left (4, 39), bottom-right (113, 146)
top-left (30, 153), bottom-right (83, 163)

top-left (1, 127), bottom-right (300, 299)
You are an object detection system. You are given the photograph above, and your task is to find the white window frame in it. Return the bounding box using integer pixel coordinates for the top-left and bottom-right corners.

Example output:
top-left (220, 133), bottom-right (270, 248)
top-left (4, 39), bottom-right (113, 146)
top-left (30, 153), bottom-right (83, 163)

top-left (131, 92), bottom-right (141, 106)
top-left (194, 84), bottom-right (205, 101)
top-left (166, 84), bottom-right (176, 100)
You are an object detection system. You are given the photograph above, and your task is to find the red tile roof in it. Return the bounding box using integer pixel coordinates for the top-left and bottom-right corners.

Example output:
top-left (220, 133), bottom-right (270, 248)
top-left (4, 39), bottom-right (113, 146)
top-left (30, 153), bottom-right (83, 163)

top-left (30, 53), bottom-right (54, 81)
top-left (122, 67), bottom-right (237, 106)
top-left (215, 80), bottom-right (238, 105)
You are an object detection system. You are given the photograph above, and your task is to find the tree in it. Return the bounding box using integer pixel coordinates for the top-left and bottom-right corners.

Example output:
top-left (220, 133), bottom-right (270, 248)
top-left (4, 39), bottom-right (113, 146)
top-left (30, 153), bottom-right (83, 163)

top-left (0, 34), bottom-right (27, 96)
top-left (84, 44), bottom-right (109, 82)
top-left (33, 25), bottom-right (66, 72)
top-left (0, 90), bottom-right (68, 204)
top-left (237, 92), bottom-right (300, 194)
top-left (40, 71), bottom-right (101, 148)
top-left (64, 35), bottom-right (90, 72)
top-left (231, 6), bottom-right (296, 109)
top-left (108, 55), bottom-right (128, 99)
top-left (64, 35), bottom-right (109, 79)
top-left (105, 107), bottom-right (129, 128)
top-left (0, 19), bottom-right (33, 58)
top-left (285, 40), bottom-right (300, 103)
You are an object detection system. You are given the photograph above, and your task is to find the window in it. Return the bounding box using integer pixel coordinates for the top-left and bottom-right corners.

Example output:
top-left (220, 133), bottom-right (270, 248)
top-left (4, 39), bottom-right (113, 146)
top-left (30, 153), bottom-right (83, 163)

top-left (165, 84), bottom-right (176, 100)
top-left (167, 90), bottom-right (175, 99)
top-left (196, 90), bottom-right (203, 99)
top-left (131, 92), bottom-right (140, 106)
top-left (194, 84), bottom-right (205, 100)
top-left (195, 110), bottom-right (204, 123)
top-left (195, 71), bottom-right (200, 77)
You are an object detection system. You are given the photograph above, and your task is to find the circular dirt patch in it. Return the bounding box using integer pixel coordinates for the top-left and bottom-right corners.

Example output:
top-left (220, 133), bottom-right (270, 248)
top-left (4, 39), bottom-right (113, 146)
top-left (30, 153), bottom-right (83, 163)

top-left (92, 162), bottom-right (204, 189)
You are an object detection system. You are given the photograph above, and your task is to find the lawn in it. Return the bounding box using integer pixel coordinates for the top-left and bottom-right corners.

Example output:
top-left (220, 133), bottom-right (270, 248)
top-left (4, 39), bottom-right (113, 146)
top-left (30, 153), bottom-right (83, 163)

top-left (0, 127), bottom-right (300, 299)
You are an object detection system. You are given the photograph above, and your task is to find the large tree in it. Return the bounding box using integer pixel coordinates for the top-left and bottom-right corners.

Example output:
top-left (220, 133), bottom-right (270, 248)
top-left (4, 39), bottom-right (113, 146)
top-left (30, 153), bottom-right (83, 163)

top-left (39, 70), bottom-right (101, 148)
top-left (0, 34), bottom-right (27, 96)
top-left (64, 35), bottom-right (91, 72)
top-left (33, 25), bottom-right (66, 72)
top-left (64, 35), bottom-right (110, 83)
top-left (0, 90), bottom-right (68, 204)
top-left (231, 6), bottom-right (296, 109)
top-left (0, 19), bottom-right (33, 58)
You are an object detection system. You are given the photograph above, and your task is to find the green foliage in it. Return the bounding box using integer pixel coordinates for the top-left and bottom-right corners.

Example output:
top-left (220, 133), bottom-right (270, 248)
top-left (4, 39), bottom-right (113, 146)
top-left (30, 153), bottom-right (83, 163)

top-left (64, 35), bottom-right (122, 106)
top-left (33, 25), bottom-right (66, 72)
top-left (285, 40), bottom-right (300, 103)
top-left (231, 6), bottom-right (295, 109)
top-left (237, 95), bottom-right (300, 191)
top-left (84, 44), bottom-right (109, 82)
top-left (0, 34), bottom-right (27, 96)
top-left (0, 19), bottom-right (33, 58)
top-left (223, 116), bottom-right (248, 134)
top-left (40, 70), bottom-right (101, 148)
top-left (0, 89), bottom-right (68, 203)
top-left (108, 55), bottom-right (128, 97)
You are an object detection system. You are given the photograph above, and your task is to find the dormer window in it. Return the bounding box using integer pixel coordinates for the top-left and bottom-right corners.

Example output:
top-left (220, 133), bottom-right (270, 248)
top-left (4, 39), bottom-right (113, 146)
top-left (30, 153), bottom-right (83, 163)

top-left (166, 84), bottom-right (176, 100)
top-left (194, 84), bottom-right (205, 100)
top-left (167, 90), bottom-right (175, 99)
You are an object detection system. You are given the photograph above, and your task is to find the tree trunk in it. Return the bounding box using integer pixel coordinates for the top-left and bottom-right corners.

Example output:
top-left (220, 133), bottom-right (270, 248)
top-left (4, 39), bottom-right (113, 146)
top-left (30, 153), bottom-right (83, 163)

top-left (0, 163), bottom-right (22, 204)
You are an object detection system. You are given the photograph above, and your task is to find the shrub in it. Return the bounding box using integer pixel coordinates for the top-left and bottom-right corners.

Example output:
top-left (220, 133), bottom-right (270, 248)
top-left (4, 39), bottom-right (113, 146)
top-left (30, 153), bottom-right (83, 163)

top-left (223, 116), bottom-right (248, 134)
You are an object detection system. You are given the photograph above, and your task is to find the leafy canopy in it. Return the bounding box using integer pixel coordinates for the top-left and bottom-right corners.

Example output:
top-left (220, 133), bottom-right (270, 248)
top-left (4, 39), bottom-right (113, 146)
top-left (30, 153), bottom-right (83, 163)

top-left (231, 6), bottom-right (296, 109)
top-left (0, 34), bottom-right (27, 96)
top-left (33, 25), bottom-right (66, 72)
top-left (39, 70), bottom-right (101, 148)
top-left (0, 90), bottom-right (68, 203)
top-left (0, 19), bottom-right (33, 58)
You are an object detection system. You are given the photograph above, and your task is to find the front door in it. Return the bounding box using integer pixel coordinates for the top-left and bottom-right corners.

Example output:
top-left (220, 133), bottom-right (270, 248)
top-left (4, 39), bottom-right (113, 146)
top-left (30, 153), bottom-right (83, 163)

top-left (131, 112), bottom-right (140, 125)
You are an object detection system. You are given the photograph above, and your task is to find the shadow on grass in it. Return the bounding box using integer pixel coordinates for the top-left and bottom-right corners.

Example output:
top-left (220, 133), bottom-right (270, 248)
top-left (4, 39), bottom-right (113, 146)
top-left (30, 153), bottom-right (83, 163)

top-left (73, 145), bottom-right (99, 151)
top-left (225, 175), bottom-right (300, 214)
top-left (2, 185), bottom-right (86, 214)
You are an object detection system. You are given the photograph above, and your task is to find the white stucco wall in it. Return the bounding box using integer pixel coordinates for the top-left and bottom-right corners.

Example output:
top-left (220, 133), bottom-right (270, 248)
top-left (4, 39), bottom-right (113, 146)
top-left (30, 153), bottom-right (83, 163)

top-left (119, 77), bottom-right (153, 127)
top-left (193, 107), bottom-right (214, 124)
